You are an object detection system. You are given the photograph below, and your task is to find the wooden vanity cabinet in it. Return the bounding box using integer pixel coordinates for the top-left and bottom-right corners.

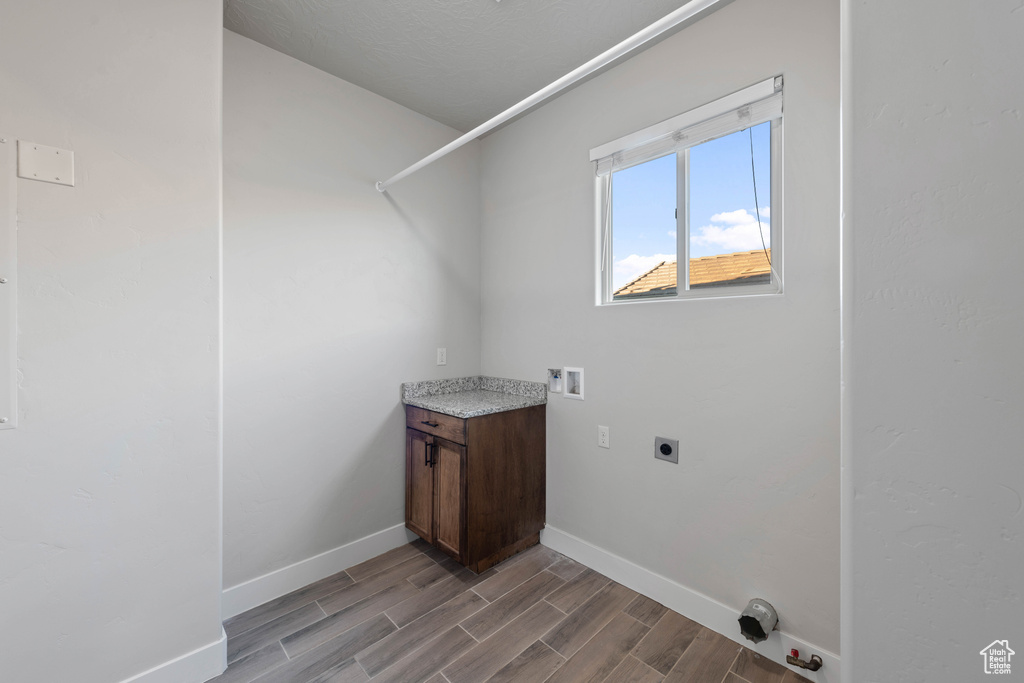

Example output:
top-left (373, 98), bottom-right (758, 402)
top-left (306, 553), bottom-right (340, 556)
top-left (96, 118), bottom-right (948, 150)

top-left (404, 403), bottom-right (545, 573)
top-left (405, 428), bottom-right (464, 558)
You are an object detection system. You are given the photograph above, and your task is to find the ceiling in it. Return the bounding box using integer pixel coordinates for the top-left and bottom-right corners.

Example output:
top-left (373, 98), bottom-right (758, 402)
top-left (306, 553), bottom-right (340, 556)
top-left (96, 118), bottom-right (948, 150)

top-left (223, 0), bottom-right (697, 132)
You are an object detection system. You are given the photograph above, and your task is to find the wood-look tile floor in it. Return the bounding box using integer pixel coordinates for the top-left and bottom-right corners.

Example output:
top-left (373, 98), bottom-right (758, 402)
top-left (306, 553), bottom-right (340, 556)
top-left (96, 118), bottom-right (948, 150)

top-left (214, 540), bottom-right (812, 683)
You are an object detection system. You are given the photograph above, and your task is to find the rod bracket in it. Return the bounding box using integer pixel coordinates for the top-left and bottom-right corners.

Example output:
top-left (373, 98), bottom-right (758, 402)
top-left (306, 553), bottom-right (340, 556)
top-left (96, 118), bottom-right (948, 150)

top-left (375, 180), bottom-right (386, 193)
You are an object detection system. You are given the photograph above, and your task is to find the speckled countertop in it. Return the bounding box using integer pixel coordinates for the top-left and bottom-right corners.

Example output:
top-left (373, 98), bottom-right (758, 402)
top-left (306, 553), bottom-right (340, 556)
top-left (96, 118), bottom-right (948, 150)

top-left (401, 376), bottom-right (547, 419)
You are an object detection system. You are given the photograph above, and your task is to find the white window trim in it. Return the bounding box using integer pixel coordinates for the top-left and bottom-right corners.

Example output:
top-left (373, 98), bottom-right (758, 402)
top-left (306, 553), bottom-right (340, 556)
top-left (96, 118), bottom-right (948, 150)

top-left (592, 76), bottom-right (784, 305)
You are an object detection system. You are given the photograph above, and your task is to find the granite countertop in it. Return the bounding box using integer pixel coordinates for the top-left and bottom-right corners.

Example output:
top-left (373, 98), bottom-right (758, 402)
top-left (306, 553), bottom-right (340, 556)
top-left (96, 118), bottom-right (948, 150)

top-left (401, 376), bottom-right (547, 419)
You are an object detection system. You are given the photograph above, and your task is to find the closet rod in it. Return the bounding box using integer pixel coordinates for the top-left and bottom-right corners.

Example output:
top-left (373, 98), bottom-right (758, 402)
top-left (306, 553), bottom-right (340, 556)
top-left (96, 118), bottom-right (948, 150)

top-left (375, 0), bottom-right (733, 193)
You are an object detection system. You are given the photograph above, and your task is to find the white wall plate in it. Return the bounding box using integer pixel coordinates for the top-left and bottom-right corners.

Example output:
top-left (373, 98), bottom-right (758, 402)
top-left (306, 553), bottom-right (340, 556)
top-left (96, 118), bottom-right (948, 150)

top-left (17, 140), bottom-right (74, 187)
top-left (563, 367), bottom-right (584, 400)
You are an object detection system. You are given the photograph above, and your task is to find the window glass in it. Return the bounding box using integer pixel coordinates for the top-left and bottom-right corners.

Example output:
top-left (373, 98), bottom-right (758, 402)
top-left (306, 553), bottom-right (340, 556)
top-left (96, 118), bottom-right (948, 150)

top-left (688, 121), bottom-right (772, 289)
top-left (606, 121), bottom-right (775, 301)
top-left (611, 154), bottom-right (676, 299)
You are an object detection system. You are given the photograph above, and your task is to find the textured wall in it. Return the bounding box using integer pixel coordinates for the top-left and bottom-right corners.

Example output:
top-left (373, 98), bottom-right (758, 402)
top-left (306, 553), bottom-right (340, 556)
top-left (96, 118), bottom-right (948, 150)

top-left (222, 31), bottom-right (482, 589)
top-left (0, 1), bottom-right (224, 681)
top-left (846, 1), bottom-right (1024, 680)
top-left (479, 0), bottom-right (840, 655)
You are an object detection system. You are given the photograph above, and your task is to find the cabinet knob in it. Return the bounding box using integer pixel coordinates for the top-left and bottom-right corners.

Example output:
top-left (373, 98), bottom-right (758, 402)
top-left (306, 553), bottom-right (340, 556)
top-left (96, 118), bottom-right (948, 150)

top-left (421, 420), bottom-right (440, 428)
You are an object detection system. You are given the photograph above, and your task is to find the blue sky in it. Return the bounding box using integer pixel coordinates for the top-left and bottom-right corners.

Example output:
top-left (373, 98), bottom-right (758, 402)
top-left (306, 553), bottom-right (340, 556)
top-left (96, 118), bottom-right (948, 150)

top-left (611, 121), bottom-right (771, 289)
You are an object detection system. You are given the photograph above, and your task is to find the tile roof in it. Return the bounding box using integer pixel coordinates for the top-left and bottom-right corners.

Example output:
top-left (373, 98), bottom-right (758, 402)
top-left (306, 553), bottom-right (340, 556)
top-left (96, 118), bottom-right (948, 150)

top-left (614, 249), bottom-right (771, 299)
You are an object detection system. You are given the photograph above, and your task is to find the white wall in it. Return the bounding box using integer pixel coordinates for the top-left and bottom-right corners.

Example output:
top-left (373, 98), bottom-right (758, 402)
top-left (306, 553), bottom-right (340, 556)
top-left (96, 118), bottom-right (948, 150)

top-left (0, 1), bottom-right (224, 682)
top-left (222, 32), bottom-right (481, 591)
top-left (846, 1), bottom-right (1024, 680)
top-left (479, 0), bottom-right (840, 656)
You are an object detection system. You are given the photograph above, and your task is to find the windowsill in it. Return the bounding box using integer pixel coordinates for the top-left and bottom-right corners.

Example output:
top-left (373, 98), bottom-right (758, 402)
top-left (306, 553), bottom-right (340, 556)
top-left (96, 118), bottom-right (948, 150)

top-left (599, 287), bottom-right (783, 306)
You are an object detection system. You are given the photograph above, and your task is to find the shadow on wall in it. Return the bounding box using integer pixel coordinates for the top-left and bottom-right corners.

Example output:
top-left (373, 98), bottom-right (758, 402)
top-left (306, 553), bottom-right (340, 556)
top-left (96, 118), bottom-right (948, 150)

top-left (309, 402), bottom-right (409, 546)
top-left (380, 188), bottom-right (479, 300)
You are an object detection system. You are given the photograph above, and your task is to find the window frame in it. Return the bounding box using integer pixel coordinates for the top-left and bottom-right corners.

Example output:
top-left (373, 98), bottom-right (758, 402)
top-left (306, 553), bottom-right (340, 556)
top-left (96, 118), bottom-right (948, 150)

top-left (593, 76), bottom-right (784, 305)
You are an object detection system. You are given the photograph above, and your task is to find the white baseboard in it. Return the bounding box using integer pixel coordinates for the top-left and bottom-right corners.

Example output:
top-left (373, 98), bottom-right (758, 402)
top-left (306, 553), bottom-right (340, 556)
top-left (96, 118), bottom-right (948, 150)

top-left (222, 524), bottom-right (419, 619)
top-left (119, 628), bottom-right (226, 683)
top-left (540, 526), bottom-right (841, 683)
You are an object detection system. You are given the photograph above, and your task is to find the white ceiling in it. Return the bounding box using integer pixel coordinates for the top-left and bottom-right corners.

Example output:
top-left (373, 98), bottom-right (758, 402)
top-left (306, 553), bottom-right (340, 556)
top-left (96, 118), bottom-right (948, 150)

top-left (224, 0), bottom-right (696, 132)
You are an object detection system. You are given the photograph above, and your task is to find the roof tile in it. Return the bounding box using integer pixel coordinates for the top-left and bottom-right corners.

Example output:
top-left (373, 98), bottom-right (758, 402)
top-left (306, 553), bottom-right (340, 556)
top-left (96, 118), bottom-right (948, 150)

top-left (614, 249), bottom-right (771, 298)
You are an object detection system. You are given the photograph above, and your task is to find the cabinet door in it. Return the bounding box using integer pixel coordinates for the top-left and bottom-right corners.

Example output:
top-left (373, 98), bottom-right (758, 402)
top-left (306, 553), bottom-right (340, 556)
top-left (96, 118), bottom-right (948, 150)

top-left (433, 437), bottom-right (466, 560)
top-left (405, 429), bottom-right (434, 543)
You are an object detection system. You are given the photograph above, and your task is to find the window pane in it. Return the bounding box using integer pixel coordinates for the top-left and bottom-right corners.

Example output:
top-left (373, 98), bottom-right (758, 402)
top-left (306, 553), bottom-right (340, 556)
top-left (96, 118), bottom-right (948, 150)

top-left (610, 154), bottom-right (677, 300)
top-left (688, 121), bottom-right (771, 289)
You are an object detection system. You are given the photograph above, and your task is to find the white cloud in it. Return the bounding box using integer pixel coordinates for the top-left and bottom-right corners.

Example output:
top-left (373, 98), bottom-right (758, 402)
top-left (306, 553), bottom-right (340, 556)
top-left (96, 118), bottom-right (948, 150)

top-left (709, 209), bottom-right (754, 225)
top-left (692, 208), bottom-right (770, 253)
top-left (667, 230), bottom-right (677, 238)
top-left (613, 253), bottom-right (675, 289)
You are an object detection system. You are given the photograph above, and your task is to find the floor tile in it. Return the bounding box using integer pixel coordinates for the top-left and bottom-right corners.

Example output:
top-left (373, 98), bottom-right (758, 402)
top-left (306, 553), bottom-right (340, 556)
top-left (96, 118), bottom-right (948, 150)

top-left (490, 543), bottom-right (556, 572)
top-left (473, 546), bottom-right (558, 602)
top-left (282, 584), bottom-right (412, 658)
top-left (227, 601), bottom-right (325, 664)
top-left (384, 571), bottom-right (488, 628)
top-left (624, 594), bottom-right (669, 627)
top-left (250, 636), bottom-right (364, 683)
top-left (731, 647), bottom-right (789, 683)
top-left (345, 543), bottom-right (425, 582)
top-left (356, 589), bottom-right (486, 677)
top-left (410, 536), bottom-right (452, 563)
top-left (443, 601), bottom-right (566, 683)
top-left (224, 571), bottom-right (353, 640)
top-left (545, 567), bottom-right (610, 613)
top-left (305, 658), bottom-right (369, 683)
top-left (604, 655), bottom-right (666, 683)
top-left (632, 610), bottom-right (703, 674)
top-left (545, 554), bottom-right (585, 581)
top-left (542, 580), bottom-right (638, 658)
top-left (408, 556), bottom-right (467, 589)
top-left (207, 643), bottom-right (287, 683)
top-left (280, 614), bottom-right (394, 680)
top-left (371, 626), bottom-right (477, 683)
top-left (545, 612), bottom-right (650, 683)
top-left (484, 640), bottom-right (565, 683)
top-left (216, 541), bottom-right (793, 683)
top-left (317, 553), bottom-right (434, 615)
top-left (461, 570), bottom-right (564, 640)
top-left (782, 670), bottom-right (815, 683)
top-left (663, 628), bottom-right (741, 683)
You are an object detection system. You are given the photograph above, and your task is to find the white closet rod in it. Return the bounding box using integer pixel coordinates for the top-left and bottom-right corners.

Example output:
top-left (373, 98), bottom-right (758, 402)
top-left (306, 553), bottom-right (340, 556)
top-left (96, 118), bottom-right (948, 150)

top-left (375, 0), bottom-right (733, 192)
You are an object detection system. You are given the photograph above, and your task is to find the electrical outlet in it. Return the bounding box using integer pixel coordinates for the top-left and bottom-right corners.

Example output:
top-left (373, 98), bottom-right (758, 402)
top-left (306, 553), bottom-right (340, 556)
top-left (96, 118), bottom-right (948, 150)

top-left (597, 425), bottom-right (610, 449)
top-left (655, 437), bottom-right (679, 464)
top-left (436, 347), bottom-right (447, 366)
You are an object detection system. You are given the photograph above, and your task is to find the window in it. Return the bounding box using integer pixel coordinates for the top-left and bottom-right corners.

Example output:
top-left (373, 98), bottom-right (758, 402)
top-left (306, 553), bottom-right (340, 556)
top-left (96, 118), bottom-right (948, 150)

top-left (593, 76), bottom-right (783, 303)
